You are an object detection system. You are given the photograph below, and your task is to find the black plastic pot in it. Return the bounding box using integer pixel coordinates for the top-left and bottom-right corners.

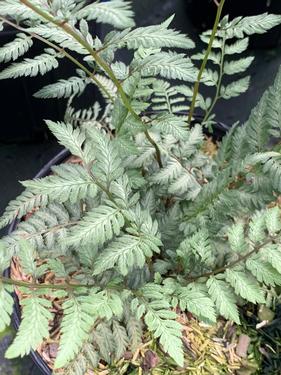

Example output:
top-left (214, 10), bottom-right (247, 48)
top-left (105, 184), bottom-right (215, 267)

top-left (4, 118), bottom-right (229, 375)
top-left (186, 0), bottom-right (281, 49)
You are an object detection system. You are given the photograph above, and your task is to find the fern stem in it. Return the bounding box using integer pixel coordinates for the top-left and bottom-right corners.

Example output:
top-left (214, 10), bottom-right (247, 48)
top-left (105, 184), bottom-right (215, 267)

top-left (202, 33), bottom-right (227, 124)
top-left (187, 237), bottom-right (274, 283)
top-left (19, 0), bottom-right (163, 168)
top-left (0, 16), bottom-right (114, 102)
top-left (187, 0), bottom-right (226, 125)
top-left (19, 220), bottom-right (79, 241)
top-left (0, 275), bottom-right (92, 290)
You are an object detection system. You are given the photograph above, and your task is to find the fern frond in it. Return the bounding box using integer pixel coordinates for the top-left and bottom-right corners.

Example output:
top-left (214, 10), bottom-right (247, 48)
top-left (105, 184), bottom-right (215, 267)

top-left (34, 76), bottom-right (87, 99)
top-left (0, 190), bottom-right (48, 229)
top-left (124, 308), bottom-right (143, 352)
top-left (140, 52), bottom-right (197, 81)
top-left (0, 49), bottom-right (59, 79)
top-left (46, 121), bottom-right (87, 162)
top-left (207, 278), bottom-right (240, 324)
top-left (93, 233), bottom-right (161, 276)
top-left (178, 286), bottom-right (217, 324)
top-left (226, 13), bottom-right (281, 38)
top-left (5, 296), bottom-right (52, 358)
top-left (120, 16), bottom-right (194, 50)
top-left (225, 269), bottom-right (265, 304)
top-left (86, 127), bottom-right (124, 185)
top-left (27, 25), bottom-right (88, 55)
top-left (267, 66), bottom-right (281, 138)
top-left (261, 155), bottom-right (281, 192)
top-left (66, 205), bottom-right (125, 248)
top-left (54, 296), bottom-right (97, 369)
top-left (151, 159), bottom-right (183, 184)
top-left (22, 164), bottom-right (97, 204)
top-left (224, 37), bottom-right (249, 54)
top-left (89, 291), bottom-right (123, 321)
top-left (221, 76), bottom-right (250, 99)
top-left (4, 203), bottom-right (72, 255)
top-left (90, 323), bottom-right (113, 364)
top-left (0, 285), bottom-right (13, 332)
top-left (246, 256), bottom-right (281, 286)
top-left (77, 0), bottom-right (135, 29)
top-left (0, 33), bottom-right (33, 63)
top-left (112, 320), bottom-right (129, 360)
top-left (150, 114), bottom-right (189, 139)
top-left (0, 0), bottom-right (41, 20)
top-left (145, 307), bottom-right (184, 366)
top-left (223, 56), bottom-right (254, 75)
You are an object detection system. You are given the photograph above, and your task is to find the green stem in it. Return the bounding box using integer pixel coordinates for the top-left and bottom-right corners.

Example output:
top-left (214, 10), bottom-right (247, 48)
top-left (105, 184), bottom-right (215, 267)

top-left (0, 275), bottom-right (92, 290)
top-left (20, 0), bottom-right (163, 168)
top-left (187, 238), bottom-right (274, 283)
top-left (202, 33), bottom-right (227, 123)
top-left (187, 0), bottom-right (226, 125)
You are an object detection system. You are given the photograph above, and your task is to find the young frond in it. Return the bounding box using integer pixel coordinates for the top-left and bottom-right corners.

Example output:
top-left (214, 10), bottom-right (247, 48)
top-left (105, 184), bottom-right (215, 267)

top-left (76, 0), bottom-right (135, 29)
top-left (0, 33), bottom-right (33, 63)
top-left (0, 49), bottom-right (59, 79)
top-left (46, 121), bottom-right (87, 162)
top-left (86, 127), bottom-right (124, 185)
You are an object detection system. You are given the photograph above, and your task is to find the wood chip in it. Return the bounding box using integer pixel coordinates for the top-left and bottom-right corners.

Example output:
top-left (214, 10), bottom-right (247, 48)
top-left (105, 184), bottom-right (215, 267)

top-left (236, 334), bottom-right (251, 358)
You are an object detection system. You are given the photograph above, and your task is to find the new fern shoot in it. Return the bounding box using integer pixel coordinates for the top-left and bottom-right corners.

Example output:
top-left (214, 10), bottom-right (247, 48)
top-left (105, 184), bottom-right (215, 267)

top-left (0, 0), bottom-right (281, 373)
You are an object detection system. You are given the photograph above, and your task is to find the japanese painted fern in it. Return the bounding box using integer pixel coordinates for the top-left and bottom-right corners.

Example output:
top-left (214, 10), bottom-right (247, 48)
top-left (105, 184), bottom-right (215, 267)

top-left (1, 0), bottom-right (281, 373)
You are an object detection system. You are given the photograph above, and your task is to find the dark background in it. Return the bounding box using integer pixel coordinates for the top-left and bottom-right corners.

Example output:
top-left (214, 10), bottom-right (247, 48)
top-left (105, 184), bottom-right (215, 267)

top-left (0, 0), bottom-right (281, 373)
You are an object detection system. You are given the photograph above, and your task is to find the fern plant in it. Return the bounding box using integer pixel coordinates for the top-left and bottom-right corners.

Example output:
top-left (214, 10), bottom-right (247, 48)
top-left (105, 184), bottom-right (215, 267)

top-left (1, 0), bottom-right (281, 373)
